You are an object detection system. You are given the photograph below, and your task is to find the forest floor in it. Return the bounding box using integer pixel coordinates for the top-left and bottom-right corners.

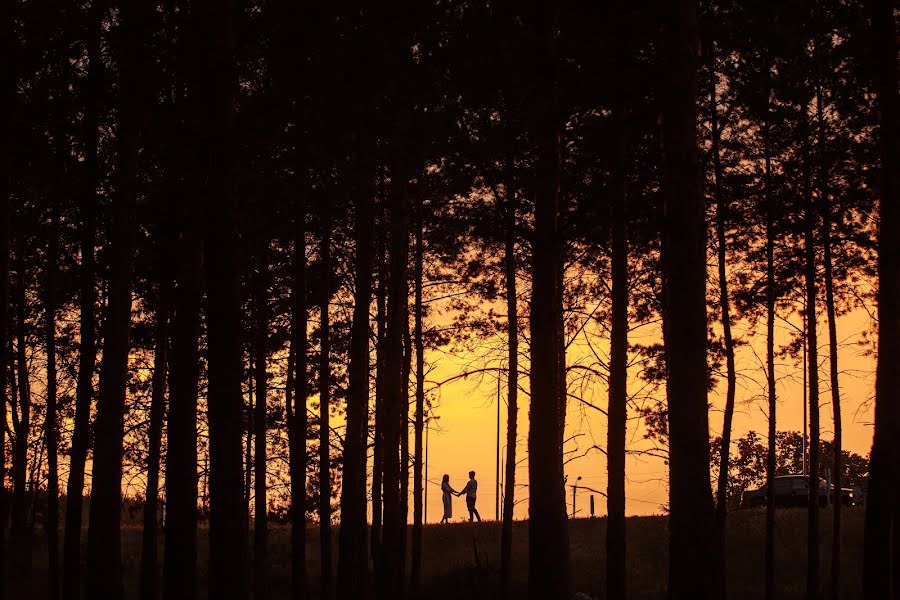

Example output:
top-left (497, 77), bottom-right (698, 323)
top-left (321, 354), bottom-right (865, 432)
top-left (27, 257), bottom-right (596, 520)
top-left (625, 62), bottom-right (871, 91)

top-left (7, 506), bottom-right (865, 599)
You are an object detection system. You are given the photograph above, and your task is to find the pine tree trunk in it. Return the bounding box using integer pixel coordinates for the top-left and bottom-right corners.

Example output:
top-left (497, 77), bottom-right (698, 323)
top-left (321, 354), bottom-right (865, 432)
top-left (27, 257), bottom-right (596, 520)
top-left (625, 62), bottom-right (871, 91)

top-left (371, 194), bottom-right (387, 568)
top-left (659, 2), bottom-right (716, 598)
top-left (606, 94), bottom-right (629, 600)
top-left (802, 116), bottom-right (821, 600)
top-left (254, 239), bottom-right (269, 600)
top-left (862, 0), bottom-right (899, 596)
top-left (245, 357), bottom-right (254, 528)
top-left (499, 148), bottom-right (518, 598)
top-left (762, 48), bottom-right (777, 600)
top-left (163, 184), bottom-right (202, 600)
top-left (337, 144), bottom-right (375, 600)
top-left (12, 231), bottom-right (32, 572)
top-left (45, 200), bottom-right (60, 600)
top-left (709, 45), bottom-right (737, 600)
top-left (319, 208), bottom-right (333, 600)
top-left (527, 3), bottom-right (572, 598)
top-left (287, 165), bottom-right (309, 600)
top-left (379, 148), bottom-right (410, 600)
top-left (85, 3), bottom-right (146, 595)
top-left (63, 6), bottom-right (101, 594)
top-left (411, 191), bottom-right (425, 596)
top-left (193, 0), bottom-right (248, 597)
top-left (0, 1), bottom-right (10, 590)
top-left (400, 315), bottom-right (411, 582)
top-left (815, 72), bottom-right (843, 600)
top-left (142, 258), bottom-right (170, 600)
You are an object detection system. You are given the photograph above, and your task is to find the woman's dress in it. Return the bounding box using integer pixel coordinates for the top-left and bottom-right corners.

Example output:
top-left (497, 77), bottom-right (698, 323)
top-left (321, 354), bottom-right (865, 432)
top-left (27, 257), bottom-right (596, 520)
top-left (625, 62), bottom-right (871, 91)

top-left (442, 482), bottom-right (455, 519)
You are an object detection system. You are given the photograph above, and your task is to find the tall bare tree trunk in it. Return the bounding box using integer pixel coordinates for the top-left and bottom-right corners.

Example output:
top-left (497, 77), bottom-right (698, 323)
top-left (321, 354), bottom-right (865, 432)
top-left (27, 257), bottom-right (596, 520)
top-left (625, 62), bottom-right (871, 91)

top-left (762, 47), bottom-right (777, 600)
top-left (319, 207), bottom-right (333, 600)
top-left (63, 6), bottom-right (101, 596)
top-left (802, 113), bottom-right (822, 600)
top-left (400, 311), bottom-right (411, 584)
top-left (193, 0), bottom-right (248, 597)
top-left (254, 239), bottom-right (269, 600)
top-left (499, 148), bottom-right (518, 598)
top-left (379, 146), bottom-right (410, 600)
top-left (286, 160), bottom-right (309, 600)
top-left (45, 199), bottom-right (60, 600)
top-left (862, 0), bottom-right (899, 596)
top-left (606, 87), bottom-right (629, 600)
top-left (0, 1), bottom-right (11, 591)
top-left (526, 3), bottom-right (572, 598)
top-left (812, 39), bottom-right (844, 596)
top-left (411, 192), bottom-right (425, 596)
top-left (142, 257), bottom-right (170, 600)
top-left (709, 44), bottom-right (737, 600)
top-left (11, 226), bottom-right (32, 573)
top-left (163, 111), bottom-right (202, 600)
top-left (86, 2), bottom-right (147, 596)
top-left (337, 144), bottom-right (375, 600)
top-left (659, 2), bottom-right (716, 599)
top-left (245, 355), bottom-right (254, 528)
top-left (372, 193), bottom-right (387, 568)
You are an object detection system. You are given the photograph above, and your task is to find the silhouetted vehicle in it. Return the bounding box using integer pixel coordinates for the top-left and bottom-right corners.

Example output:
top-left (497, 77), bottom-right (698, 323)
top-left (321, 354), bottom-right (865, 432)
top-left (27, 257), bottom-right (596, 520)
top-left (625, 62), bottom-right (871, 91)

top-left (741, 475), bottom-right (857, 508)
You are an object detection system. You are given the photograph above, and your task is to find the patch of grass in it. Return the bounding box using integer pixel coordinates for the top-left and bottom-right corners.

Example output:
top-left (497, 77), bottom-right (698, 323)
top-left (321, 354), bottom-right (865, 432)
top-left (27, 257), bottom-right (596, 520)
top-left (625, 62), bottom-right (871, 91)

top-left (6, 506), bottom-right (865, 599)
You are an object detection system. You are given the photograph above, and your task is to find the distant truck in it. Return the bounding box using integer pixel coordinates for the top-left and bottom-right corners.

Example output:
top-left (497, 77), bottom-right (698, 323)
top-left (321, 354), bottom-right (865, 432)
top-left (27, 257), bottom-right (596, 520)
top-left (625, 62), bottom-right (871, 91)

top-left (740, 474), bottom-right (857, 508)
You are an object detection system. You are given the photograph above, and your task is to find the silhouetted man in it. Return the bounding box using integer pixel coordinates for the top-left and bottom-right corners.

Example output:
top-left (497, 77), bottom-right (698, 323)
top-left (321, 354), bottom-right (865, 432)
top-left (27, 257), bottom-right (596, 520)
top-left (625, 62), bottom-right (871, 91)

top-left (458, 470), bottom-right (481, 522)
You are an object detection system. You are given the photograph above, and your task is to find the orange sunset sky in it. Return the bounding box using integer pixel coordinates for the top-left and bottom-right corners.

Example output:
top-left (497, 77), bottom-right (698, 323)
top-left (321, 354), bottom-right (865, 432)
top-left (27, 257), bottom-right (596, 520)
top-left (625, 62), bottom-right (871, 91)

top-left (416, 298), bottom-right (876, 522)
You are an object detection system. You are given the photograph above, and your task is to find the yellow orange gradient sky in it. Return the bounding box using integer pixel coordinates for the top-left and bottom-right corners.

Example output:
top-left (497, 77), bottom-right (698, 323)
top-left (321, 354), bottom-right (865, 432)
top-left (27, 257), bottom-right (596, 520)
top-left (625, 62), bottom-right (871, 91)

top-left (417, 300), bottom-right (876, 523)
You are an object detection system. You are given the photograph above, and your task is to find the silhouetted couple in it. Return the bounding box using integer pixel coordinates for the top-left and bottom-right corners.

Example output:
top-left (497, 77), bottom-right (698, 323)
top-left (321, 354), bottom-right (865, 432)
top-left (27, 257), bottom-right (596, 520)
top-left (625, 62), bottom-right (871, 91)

top-left (440, 470), bottom-right (481, 523)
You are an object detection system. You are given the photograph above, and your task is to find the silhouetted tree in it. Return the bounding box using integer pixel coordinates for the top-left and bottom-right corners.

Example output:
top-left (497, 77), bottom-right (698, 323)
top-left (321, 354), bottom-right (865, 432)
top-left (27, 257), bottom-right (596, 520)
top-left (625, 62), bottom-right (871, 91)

top-left (318, 201), bottom-right (333, 600)
top-left (659, 1), bottom-right (716, 599)
top-left (62, 5), bottom-right (102, 597)
top-left (862, 0), bottom-right (899, 596)
top-left (193, 0), bottom-right (248, 597)
top-left (526, 2), bottom-right (572, 599)
top-left (141, 248), bottom-right (170, 600)
top-left (253, 236), bottom-right (269, 600)
top-left (86, 1), bottom-right (149, 596)
top-left (0, 0), bottom-right (11, 592)
top-left (336, 122), bottom-right (376, 600)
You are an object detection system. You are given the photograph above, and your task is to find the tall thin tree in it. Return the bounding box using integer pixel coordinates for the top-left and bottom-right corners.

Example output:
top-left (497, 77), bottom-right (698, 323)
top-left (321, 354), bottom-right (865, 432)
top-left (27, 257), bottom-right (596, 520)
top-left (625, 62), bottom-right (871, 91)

top-left (862, 0), bottom-right (899, 593)
top-left (380, 144), bottom-right (411, 600)
top-left (814, 23), bottom-right (844, 596)
top-left (286, 150), bottom-right (309, 600)
top-left (85, 1), bottom-right (148, 596)
top-left (318, 204), bottom-right (333, 600)
top-left (253, 238), bottom-right (269, 600)
top-left (802, 112), bottom-right (821, 600)
top-left (606, 75), bottom-right (629, 600)
top-left (526, 2), bottom-right (572, 598)
top-left (762, 42), bottom-right (777, 600)
top-left (142, 251), bottom-right (171, 600)
top-left (45, 188), bottom-right (60, 600)
top-left (0, 0), bottom-right (11, 592)
top-left (411, 191), bottom-right (425, 595)
top-left (337, 140), bottom-right (375, 600)
top-left (659, 1), bottom-right (716, 598)
top-left (499, 147), bottom-right (519, 598)
top-left (709, 41), bottom-right (737, 600)
top-left (193, 0), bottom-right (248, 597)
top-left (62, 5), bottom-right (102, 597)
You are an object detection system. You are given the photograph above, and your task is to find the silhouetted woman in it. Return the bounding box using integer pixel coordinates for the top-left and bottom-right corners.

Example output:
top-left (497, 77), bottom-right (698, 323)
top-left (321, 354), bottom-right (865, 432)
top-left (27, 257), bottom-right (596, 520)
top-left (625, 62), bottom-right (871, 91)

top-left (440, 474), bottom-right (458, 523)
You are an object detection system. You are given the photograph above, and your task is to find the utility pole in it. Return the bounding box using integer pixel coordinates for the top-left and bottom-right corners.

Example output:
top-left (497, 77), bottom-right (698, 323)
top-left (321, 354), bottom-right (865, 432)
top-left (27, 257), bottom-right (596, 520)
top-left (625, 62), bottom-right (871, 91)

top-left (496, 372), bottom-right (501, 521)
